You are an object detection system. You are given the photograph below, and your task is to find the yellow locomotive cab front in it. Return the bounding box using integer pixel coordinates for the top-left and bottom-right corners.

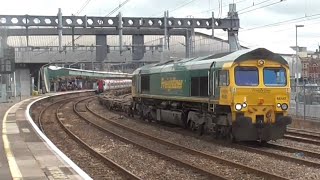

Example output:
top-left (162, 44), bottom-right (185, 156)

top-left (228, 59), bottom-right (292, 141)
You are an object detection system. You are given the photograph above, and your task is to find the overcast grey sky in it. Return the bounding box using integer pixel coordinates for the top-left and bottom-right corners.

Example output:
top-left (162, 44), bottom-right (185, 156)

top-left (1, 0), bottom-right (319, 54)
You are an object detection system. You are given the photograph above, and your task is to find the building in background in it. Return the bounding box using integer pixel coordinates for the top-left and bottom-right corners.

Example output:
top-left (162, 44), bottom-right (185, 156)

top-left (301, 46), bottom-right (320, 84)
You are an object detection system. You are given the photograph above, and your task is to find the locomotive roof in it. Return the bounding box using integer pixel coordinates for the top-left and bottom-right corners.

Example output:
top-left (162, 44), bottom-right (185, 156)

top-left (134, 48), bottom-right (288, 74)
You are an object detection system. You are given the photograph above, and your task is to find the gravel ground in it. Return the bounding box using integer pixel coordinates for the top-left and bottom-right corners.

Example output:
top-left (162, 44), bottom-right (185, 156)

top-left (89, 99), bottom-right (320, 180)
top-left (65, 101), bottom-right (212, 180)
top-left (79, 107), bottom-right (263, 180)
top-left (35, 99), bottom-right (125, 179)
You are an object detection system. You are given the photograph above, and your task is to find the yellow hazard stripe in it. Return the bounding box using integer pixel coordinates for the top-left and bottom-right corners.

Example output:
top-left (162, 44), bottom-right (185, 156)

top-left (2, 103), bottom-right (22, 179)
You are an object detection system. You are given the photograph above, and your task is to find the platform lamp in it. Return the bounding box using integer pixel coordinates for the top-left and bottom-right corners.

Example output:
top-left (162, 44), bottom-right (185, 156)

top-left (295, 24), bottom-right (304, 117)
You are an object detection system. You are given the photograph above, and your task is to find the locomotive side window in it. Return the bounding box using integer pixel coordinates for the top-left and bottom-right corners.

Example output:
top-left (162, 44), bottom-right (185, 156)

top-left (191, 76), bottom-right (208, 97)
top-left (263, 67), bottom-right (286, 86)
top-left (218, 70), bottom-right (229, 86)
top-left (235, 67), bottom-right (259, 86)
top-left (141, 75), bottom-right (150, 92)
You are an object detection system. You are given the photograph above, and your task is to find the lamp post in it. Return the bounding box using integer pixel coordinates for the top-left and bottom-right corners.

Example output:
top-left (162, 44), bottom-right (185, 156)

top-left (295, 24), bottom-right (304, 117)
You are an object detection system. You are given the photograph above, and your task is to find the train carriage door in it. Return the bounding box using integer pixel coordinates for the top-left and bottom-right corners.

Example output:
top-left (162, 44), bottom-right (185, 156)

top-left (217, 70), bottom-right (229, 102)
top-left (212, 69), bottom-right (229, 99)
top-left (214, 69), bottom-right (220, 98)
top-left (208, 62), bottom-right (216, 98)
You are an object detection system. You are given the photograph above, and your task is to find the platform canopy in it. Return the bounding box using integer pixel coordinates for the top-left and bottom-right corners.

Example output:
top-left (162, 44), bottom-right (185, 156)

top-left (45, 66), bottom-right (132, 80)
top-left (42, 65), bottom-right (132, 92)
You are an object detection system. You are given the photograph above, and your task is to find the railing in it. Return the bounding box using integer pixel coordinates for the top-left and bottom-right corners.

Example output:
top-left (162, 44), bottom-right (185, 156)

top-left (289, 84), bottom-right (320, 121)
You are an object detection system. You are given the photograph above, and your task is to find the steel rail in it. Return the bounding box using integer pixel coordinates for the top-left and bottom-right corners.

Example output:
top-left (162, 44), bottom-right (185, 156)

top-left (83, 98), bottom-right (289, 180)
top-left (97, 94), bottom-right (320, 171)
top-left (266, 143), bottom-right (320, 159)
top-left (283, 134), bottom-right (320, 146)
top-left (233, 143), bottom-right (320, 168)
top-left (38, 94), bottom-right (90, 132)
top-left (287, 127), bottom-right (320, 136)
top-left (286, 128), bottom-right (320, 140)
top-left (55, 97), bottom-right (141, 180)
top-left (75, 98), bottom-right (228, 180)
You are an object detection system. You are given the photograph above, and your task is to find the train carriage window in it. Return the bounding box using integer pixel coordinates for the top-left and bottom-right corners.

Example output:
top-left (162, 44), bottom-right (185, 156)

top-left (141, 75), bottom-right (150, 92)
top-left (218, 70), bottom-right (229, 86)
top-left (191, 76), bottom-right (208, 97)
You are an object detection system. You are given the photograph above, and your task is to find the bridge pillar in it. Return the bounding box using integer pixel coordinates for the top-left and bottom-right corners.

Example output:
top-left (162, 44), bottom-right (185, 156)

top-left (96, 35), bottom-right (107, 61)
top-left (0, 31), bottom-right (9, 102)
top-left (95, 35), bottom-right (107, 70)
top-left (132, 35), bottom-right (144, 61)
top-left (185, 29), bottom-right (192, 58)
top-left (227, 3), bottom-right (240, 52)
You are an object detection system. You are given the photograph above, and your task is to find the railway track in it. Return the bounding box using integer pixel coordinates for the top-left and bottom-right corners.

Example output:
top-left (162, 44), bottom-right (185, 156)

top-left (37, 92), bottom-right (320, 179)
top-left (83, 98), bottom-right (290, 180)
top-left (283, 134), bottom-right (320, 146)
top-left (38, 95), bottom-right (140, 180)
top-left (287, 127), bottom-right (320, 136)
top-left (76, 98), bottom-right (231, 180)
top-left (57, 97), bottom-right (140, 180)
top-left (265, 143), bottom-right (320, 159)
top-left (286, 128), bottom-right (320, 141)
top-left (233, 142), bottom-right (320, 168)
top-left (98, 94), bottom-right (320, 168)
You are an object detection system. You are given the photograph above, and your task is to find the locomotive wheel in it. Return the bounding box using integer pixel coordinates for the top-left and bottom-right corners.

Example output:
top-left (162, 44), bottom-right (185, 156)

top-left (213, 125), bottom-right (220, 139)
top-left (198, 123), bottom-right (205, 136)
top-left (228, 130), bottom-right (235, 143)
top-left (146, 112), bottom-right (152, 122)
top-left (189, 121), bottom-right (196, 131)
top-left (106, 103), bottom-right (111, 110)
top-left (258, 140), bottom-right (267, 145)
top-left (139, 110), bottom-right (144, 120)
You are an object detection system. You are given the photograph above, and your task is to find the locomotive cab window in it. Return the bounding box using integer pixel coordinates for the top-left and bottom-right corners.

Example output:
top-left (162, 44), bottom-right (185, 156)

top-left (235, 66), bottom-right (259, 86)
top-left (263, 67), bottom-right (286, 86)
top-left (218, 70), bottom-right (229, 86)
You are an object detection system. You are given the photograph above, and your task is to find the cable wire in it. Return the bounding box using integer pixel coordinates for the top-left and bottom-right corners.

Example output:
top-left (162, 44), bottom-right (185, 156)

top-left (239, 0), bottom-right (286, 15)
top-left (237, 0), bottom-right (273, 12)
top-left (105, 0), bottom-right (131, 17)
top-left (44, 0), bottom-right (94, 47)
top-left (242, 13), bottom-right (320, 32)
top-left (152, 0), bottom-right (197, 17)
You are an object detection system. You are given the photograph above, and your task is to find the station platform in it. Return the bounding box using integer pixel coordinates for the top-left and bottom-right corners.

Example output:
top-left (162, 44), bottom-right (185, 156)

top-left (0, 93), bottom-right (91, 180)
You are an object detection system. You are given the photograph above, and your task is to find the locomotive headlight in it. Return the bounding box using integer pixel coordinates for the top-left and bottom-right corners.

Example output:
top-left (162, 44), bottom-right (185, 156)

top-left (281, 103), bottom-right (288, 110)
top-left (277, 103), bottom-right (281, 108)
top-left (258, 59), bottom-right (265, 66)
top-left (242, 102), bottom-right (247, 108)
top-left (235, 103), bottom-right (242, 111)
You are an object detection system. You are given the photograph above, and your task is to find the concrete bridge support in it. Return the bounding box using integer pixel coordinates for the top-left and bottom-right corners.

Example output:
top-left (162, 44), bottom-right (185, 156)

top-left (95, 35), bottom-right (107, 70)
top-left (132, 35), bottom-right (144, 61)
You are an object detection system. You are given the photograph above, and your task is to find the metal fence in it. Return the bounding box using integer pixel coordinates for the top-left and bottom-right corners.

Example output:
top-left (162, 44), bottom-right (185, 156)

top-left (289, 84), bottom-right (320, 121)
top-left (0, 73), bottom-right (23, 103)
